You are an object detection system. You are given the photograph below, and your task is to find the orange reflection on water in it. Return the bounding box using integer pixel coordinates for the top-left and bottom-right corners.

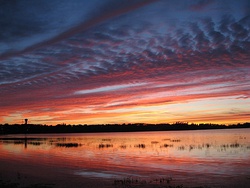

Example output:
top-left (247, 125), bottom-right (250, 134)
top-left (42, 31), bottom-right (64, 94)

top-left (0, 129), bottom-right (250, 187)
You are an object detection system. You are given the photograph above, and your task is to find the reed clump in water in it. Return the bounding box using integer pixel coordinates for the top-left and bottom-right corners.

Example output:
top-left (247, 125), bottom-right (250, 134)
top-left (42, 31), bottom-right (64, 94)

top-left (112, 176), bottom-right (210, 188)
top-left (55, 142), bottom-right (81, 147)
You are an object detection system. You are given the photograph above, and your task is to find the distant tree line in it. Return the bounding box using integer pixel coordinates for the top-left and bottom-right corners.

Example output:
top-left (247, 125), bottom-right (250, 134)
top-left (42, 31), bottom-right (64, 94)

top-left (0, 122), bottom-right (249, 134)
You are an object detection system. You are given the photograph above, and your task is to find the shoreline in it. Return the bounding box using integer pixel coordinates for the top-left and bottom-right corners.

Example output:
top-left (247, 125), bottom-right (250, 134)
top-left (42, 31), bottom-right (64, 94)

top-left (1, 123), bottom-right (249, 135)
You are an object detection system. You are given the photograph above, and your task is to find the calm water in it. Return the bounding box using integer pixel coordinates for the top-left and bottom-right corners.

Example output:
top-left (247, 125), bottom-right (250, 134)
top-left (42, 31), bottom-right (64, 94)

top-left (0, 129), bottom-right (250, 187)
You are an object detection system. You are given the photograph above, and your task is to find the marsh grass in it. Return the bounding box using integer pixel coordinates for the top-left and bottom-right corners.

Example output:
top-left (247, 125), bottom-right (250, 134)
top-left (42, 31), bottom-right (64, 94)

top-left (55, 142), bottom-right (81, 147)
top-left (161, 144), bottom-right (173, 148)
top-left (0, 179), bottom-right (19, 188)
top-left (134, 144), bottom-right (146, 148)
top-left (112, 177), bottom-right (210, 188)
top-left (0, 179), bottom-right (54, 188)
top-left (99, 143), bottom-right (113, 148)
top-left (1, 175), bottom-right (210, 188)
top-left (0, 172), bottom-right (55, 188)
top-left (113, 177), bottom-right (177, 188)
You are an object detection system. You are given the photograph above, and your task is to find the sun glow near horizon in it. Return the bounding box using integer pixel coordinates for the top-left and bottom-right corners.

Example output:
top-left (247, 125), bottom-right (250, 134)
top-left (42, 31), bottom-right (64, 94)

top-left (3, 95), bottom-right (249, 126)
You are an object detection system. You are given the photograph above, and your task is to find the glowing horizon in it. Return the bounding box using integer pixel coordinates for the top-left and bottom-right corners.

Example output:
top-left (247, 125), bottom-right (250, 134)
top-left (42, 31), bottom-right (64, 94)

top-left (0, 0), bottom-right (249, 125)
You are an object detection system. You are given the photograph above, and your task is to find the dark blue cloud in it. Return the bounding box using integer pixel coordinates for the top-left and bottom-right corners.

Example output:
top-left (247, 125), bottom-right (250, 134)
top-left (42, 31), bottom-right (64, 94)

top-left (0, 0), bottom-right (111, 54)
top-left (0, 0), bottom-right (156, 59)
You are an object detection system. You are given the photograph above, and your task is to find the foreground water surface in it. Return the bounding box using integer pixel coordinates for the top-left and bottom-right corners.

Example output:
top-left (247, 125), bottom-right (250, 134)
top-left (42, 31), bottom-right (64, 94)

top-left (0, 128), bottom-right (250, 187)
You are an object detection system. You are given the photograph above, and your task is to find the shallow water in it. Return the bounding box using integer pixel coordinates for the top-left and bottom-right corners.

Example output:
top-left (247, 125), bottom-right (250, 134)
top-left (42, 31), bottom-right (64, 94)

top-left (0, 129), bottom-right (250, 187)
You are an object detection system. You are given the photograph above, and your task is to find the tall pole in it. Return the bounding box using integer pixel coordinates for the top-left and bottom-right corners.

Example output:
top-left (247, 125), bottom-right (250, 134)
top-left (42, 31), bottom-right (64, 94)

top-left (24, 119), bottom-right (28, 149)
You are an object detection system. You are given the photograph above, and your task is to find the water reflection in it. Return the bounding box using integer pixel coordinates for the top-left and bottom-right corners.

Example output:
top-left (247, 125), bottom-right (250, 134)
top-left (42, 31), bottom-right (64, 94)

top-left (0, 134), bottom-right (250, 160)
top-left (0, 129), bottom-right (250, 187)
top-left (0, 130), bottom-right (250, 154)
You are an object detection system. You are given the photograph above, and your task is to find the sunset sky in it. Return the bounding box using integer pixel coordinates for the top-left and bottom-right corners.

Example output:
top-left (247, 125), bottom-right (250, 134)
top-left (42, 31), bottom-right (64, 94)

top-left (0, 0), bottom-right (249, 125)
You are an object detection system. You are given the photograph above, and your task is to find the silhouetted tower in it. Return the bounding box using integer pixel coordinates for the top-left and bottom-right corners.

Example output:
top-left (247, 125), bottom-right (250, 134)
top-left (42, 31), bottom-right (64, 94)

top-left (24, 119), bottom-right (29, 136)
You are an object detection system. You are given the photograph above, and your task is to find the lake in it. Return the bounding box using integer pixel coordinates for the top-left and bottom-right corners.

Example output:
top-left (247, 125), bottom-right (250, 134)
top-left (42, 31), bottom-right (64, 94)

top-left (0, 128), bottom-right (250, 188)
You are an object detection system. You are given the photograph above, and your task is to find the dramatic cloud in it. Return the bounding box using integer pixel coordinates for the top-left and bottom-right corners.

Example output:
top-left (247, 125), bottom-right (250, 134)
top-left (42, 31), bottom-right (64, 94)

top-left (0, 0), bottom-right (249, 125)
